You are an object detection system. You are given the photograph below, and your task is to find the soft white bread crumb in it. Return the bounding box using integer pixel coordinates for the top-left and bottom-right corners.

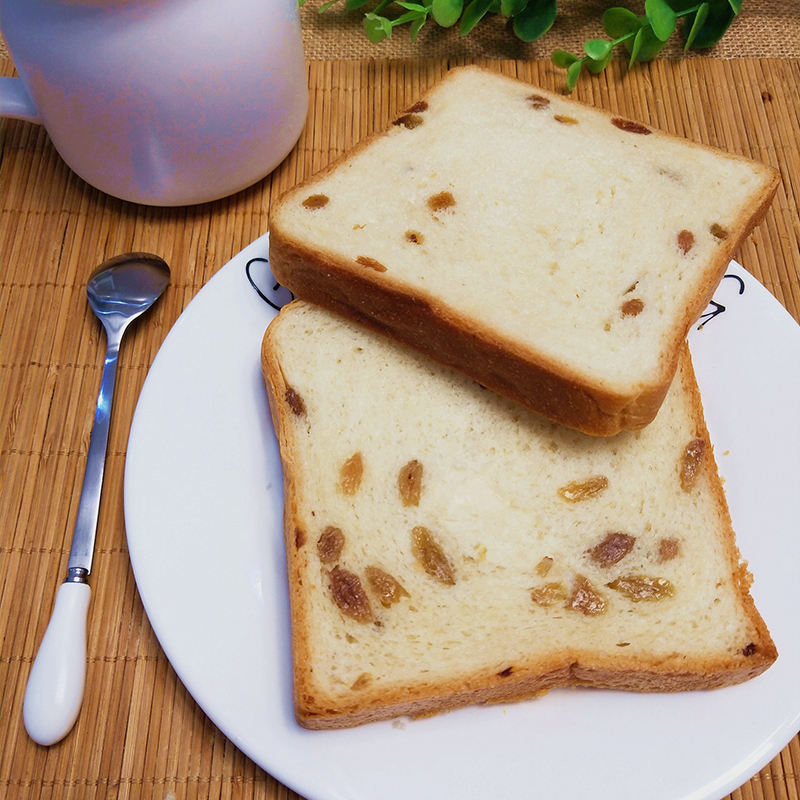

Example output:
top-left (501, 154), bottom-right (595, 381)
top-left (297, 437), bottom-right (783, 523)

top-left (261, 301), bottom-right (777, 730)
top-left (268, 66), bottom-right (779, 436)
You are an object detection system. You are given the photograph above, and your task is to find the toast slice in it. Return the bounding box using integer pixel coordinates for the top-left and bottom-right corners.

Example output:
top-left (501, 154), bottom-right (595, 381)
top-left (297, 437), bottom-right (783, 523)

top-left (268, 65), bottom-right (779, 436)
top-left (261, 300), bottom-right (777, 730)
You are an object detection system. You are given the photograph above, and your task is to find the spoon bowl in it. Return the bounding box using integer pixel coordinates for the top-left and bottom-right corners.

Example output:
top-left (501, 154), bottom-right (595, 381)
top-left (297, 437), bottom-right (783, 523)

top-left (88, 252), bottom-right (171, 326)
top-left (24, 252), bottom-right (170, 746)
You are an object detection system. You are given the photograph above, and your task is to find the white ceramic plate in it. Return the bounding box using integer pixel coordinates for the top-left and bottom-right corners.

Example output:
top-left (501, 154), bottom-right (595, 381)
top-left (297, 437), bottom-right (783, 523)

top-left (125, 233), bottom-right (800, 800)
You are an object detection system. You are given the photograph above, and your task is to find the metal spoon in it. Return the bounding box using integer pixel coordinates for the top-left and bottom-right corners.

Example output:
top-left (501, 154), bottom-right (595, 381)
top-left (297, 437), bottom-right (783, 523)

top-left (24, 253), bottom-right (170, 746)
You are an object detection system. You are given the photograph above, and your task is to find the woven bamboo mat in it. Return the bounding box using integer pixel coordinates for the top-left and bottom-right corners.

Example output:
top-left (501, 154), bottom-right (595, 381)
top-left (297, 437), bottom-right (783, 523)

top-left (2, 54), bottom-right (800, 800)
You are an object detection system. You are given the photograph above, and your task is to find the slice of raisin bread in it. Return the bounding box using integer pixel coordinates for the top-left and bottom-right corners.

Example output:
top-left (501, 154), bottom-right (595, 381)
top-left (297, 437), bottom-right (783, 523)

top-left (261, 300), bottom-right (776, 730)
top-left (268, 65), bottom-right (779, 436)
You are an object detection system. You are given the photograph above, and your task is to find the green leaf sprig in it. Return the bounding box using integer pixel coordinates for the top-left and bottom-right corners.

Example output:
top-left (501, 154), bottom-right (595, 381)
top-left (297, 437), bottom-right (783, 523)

top-left (302, 0), bottom-right (559, 44)
top-left (553, 0), bottom-right (741, 92)
top-left (302, 0), bottom-right (742, 81)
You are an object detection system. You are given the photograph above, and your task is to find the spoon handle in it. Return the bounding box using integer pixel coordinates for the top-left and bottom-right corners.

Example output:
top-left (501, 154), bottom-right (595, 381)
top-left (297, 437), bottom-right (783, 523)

top-left (68, 330), bottom-right (122, 575)
top-left (24, 329), bottom-right (122, 745)
top-left (23, 582), bottom-right (91, 745)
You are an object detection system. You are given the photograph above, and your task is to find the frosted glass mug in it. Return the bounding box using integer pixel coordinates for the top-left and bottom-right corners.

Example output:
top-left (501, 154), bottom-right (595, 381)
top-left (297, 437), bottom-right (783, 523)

top-left (0, 0), bottom-right (308, 206)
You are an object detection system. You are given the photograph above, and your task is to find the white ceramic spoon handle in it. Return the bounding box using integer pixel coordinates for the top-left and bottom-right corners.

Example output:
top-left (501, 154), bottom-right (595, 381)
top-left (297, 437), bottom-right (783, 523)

top-left (23, 581), bottom-right (92, 746)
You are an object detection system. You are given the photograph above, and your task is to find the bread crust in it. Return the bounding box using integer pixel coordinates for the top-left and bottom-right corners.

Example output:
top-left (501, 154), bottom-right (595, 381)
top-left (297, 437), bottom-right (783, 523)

top-left (269, 232), bottom-right (673, 435)
top-left (268, 66), bottom-right (779, 436)
top-left (261, 306), bottom-right (777, 731)
top-left (294, 656), bottom-right (775, 730)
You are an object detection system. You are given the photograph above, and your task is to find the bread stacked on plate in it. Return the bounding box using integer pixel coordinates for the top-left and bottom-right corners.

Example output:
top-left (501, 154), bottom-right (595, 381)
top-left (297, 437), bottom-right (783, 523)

top-left (261, 66), bottom-right (779, 729)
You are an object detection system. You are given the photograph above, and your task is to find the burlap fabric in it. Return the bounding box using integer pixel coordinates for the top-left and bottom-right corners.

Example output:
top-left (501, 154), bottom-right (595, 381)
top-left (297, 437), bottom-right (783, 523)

top-left (1, 2), bottom-right (797, 62)
top-left (299, 0), bottom-right (800, 60)
top-left (0, 0), bottom-right (800, 61)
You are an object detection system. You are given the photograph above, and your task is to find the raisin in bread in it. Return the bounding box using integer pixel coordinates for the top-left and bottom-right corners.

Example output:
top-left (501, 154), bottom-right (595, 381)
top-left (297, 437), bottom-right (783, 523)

top-left (268, 65), bottom-right (779, 436)
top-left (261, 300), bottom-right (777, 730)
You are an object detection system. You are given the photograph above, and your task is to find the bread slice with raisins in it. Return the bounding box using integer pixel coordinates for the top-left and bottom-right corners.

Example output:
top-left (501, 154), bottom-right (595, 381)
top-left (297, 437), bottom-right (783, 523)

top-left (268, 65), bottom-right (779, 436)
top-left (261, 300), bottom-right (776, 730)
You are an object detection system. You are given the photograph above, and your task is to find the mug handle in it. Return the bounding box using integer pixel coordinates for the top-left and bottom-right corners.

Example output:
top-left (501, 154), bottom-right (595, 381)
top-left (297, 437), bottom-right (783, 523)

top-left (0, 77), bottom-right (41, 123)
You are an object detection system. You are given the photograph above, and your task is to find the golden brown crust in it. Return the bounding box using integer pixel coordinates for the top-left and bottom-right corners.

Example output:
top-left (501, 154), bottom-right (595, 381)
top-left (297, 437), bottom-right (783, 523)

top-left (269, 232), bottom-right (674, 436)
top-left (295, 653), bottom-right (775, 730)
top-left (260, 326), bottom-right (317, 721)
top-left (677, 351), bottom-right (778, 669)
top-left (267, 67), bottom-right (779, 436)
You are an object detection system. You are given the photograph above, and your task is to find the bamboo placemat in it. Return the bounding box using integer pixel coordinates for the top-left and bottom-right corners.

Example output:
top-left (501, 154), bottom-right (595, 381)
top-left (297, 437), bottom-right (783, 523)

top-left (2, 55), bottom-right (799, 800)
